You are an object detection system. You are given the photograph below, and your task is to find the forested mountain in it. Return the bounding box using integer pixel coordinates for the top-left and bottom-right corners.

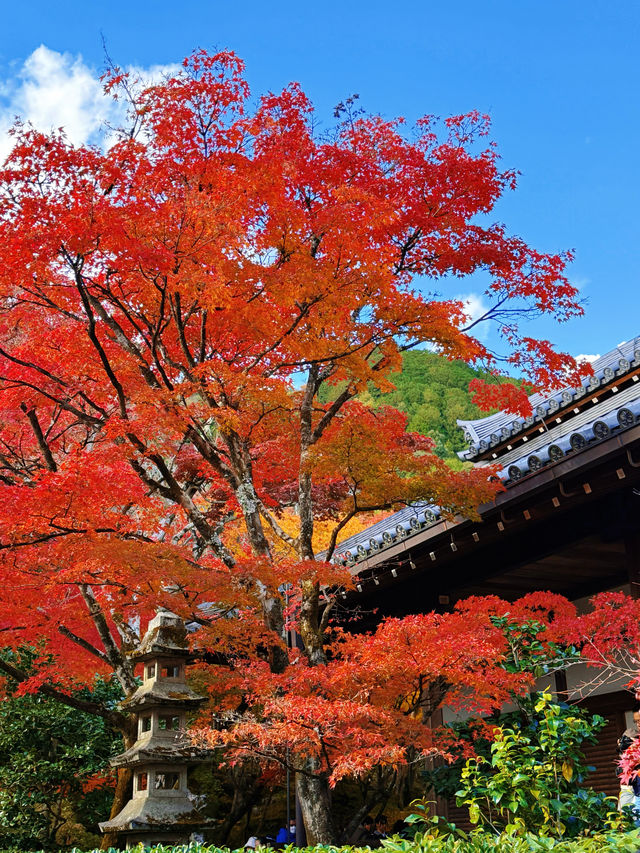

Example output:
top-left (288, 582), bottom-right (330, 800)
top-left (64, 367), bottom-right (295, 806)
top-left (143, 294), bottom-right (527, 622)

top-left (370, 351), bottom-right (494, 461)
top-left (323, 351), bottom-right (499, 464)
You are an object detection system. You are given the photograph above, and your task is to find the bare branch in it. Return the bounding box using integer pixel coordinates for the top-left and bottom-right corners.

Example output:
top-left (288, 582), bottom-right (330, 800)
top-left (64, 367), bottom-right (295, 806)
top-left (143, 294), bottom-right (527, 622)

top-left (20, 403), bottom-right (57, 471)
top-left (57, 625), bottom-right (108, 663)
top-left (79, 583), bottom-right (137, 693)
top-left (258, 503), bottom-right (298, 550)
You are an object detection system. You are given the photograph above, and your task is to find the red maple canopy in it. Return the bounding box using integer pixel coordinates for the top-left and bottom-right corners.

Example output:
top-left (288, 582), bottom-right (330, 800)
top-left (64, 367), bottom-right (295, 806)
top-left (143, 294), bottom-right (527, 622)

top-left (0, 50), bottom-right (595, 841)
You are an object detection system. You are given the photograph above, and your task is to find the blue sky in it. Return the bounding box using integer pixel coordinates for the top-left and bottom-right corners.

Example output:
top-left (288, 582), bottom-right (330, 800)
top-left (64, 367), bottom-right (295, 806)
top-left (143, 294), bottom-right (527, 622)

top-left (1, 0), bottom-right (638, 362)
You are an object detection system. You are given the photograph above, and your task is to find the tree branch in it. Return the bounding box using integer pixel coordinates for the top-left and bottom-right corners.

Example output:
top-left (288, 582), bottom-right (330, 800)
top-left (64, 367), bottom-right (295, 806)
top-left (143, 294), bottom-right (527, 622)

top-left (0, 656), bottom-right (128, 728)
top-left (68, 258), bottom-right (129, 419)
top-left (79, 583), bottom-right (137, 693)
top-left (57, 625), bottom-right (109, 663)
top-left (20, 403), bottom-right (57, 471)
top-left (258, 503), bottom-right (298, 550)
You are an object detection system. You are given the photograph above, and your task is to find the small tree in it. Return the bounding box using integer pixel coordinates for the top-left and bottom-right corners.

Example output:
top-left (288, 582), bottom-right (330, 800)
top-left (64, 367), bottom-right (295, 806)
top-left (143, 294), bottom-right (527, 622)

top-left (457, 691), bottom-right (621, 838)
top-left (0, 657), bottom-right (121, 849)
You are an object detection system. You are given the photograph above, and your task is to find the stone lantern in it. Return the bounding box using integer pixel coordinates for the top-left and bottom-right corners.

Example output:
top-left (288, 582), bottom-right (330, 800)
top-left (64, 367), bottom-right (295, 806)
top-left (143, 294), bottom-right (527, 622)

top-left (100, 609), bottom-right (212, 847)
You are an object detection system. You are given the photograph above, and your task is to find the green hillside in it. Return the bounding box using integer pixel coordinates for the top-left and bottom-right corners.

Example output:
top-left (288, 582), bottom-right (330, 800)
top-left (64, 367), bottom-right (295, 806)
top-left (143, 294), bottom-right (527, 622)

top-left (368, 351), bottom-right (492, 461)
top-left (321, 351), bottom-right (496, 464)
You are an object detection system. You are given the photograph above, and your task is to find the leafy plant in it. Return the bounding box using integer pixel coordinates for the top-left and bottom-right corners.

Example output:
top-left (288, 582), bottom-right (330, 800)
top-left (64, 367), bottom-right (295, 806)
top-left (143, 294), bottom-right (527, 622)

top-left (0, 660), bottom-right (122, 850)
top-left (5, 833), bottom-right (640, 853)
top-left (456, 691), bottom-right (625, 838)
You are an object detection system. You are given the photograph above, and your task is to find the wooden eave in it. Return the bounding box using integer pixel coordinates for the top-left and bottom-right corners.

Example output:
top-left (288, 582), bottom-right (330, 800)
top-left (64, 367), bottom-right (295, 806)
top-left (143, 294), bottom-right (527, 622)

top-left (342, 424), bottom-right (640, 620)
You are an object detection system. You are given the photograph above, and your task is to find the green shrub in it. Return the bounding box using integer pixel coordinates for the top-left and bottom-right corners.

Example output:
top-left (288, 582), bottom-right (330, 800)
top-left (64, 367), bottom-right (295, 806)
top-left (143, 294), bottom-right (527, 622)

top-left (384, 829), bottom-right (640, 851)
top-left (455, 691), bottom-right (627, 838)
top-left (0, 656), bottom-right (122, 850)
top-left (6, 835), bottom-right (640, 853)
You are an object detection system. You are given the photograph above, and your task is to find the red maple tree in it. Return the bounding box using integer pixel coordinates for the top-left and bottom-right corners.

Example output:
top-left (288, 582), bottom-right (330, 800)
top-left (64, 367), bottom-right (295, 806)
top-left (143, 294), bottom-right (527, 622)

top-left (0, 50), bottom-right (592, 841)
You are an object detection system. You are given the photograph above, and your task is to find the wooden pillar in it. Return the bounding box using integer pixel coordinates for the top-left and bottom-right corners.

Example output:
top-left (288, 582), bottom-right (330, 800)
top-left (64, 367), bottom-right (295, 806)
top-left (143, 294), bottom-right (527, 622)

top-left (625, 531), bottom-right (640, 598)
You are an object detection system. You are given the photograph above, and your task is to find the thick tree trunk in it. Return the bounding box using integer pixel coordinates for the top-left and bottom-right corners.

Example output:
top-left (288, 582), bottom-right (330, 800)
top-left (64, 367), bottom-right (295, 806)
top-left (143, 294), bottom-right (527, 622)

top-left (235, 473), bottom-right (289, 674)
top-left (295, 762), bottom-right (335, 845)
top-left (299, 579), bottom-right (326, 666)
top-left (295, 417), bottom-right (334, 837)
top-left (260, 587), bottom-right (289, 674)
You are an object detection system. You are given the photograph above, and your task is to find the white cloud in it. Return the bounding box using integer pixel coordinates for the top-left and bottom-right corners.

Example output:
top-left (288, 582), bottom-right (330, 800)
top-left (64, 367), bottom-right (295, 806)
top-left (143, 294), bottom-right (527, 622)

top-left (569, 275), bottom-right (590, 292)
top-left (0, 46), bottom-right (116, 159)
top-left (456, 292), bottom-right (491, 341)
top-left (575, 353), bottom-right (600, 365)
top-left (0, 46), bottom-right (177, 160)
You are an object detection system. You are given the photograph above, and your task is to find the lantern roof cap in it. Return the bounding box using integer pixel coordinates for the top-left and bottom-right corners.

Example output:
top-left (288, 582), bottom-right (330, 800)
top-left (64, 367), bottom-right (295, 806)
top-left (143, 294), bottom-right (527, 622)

top-left (99, 794), bottom-right (211, 833)
top-left (133, 609), bottom-right (190, 661)
top-left (110, 735), bottom-right (212, 768)
top-left (122, 679), bottom-right (205, 710)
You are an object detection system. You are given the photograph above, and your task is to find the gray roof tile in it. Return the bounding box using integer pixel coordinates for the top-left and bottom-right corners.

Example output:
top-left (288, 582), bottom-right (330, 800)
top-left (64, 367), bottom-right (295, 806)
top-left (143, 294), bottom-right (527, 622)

top-left (458, 335), bottom-right (640, 458)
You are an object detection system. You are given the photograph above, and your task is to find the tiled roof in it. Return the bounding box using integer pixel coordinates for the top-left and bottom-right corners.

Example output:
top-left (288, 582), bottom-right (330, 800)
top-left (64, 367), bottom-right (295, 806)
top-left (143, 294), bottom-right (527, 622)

top-left (334, 502), bottom-right (441, 563)
top-left (457, 336), bottom-right (640, 460)
top-left (495, 382), bottom-right (640, 483)
top-left (335, 333), bottom-right (640, 567)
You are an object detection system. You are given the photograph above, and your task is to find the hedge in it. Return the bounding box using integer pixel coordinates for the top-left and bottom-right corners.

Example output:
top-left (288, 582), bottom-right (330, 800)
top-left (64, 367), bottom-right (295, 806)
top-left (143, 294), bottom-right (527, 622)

top-left (4, 833), bottom-right (640, 853)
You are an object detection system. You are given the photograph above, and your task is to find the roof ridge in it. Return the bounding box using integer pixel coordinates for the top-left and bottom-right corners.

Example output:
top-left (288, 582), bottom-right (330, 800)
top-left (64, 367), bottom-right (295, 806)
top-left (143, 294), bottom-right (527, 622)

top-left (457, 333), bottom-right (639, 459)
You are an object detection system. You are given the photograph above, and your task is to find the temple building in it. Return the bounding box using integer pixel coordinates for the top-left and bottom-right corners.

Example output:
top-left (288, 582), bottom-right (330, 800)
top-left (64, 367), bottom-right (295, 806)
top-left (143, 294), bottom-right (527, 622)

top-left (100, 608), bottom-right (212, 847)
top-left (336, 335), bottom-right (640, 815)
